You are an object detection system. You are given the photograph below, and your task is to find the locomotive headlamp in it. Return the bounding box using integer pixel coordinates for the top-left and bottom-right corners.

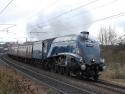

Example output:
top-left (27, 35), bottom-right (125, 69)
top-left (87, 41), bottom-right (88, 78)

top-left (80, 31), bottom-right (89, 40)
top-left (92, 58), bottom-right (95, 62)
top-left (81, 64), bottom-right (86, 70)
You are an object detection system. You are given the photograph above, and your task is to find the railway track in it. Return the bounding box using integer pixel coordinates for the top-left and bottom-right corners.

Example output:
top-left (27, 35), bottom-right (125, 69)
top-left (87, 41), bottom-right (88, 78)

top-left (1, 55), bottom-right (125, 94)
top-left (0, 56), bottom-right (93, 94)
top-left (95, 79), bottom-right (125, 93)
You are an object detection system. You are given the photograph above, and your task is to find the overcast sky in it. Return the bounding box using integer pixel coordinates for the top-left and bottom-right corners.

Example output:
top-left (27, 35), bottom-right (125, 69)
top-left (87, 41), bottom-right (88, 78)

top-left (0, 0), bottom-right (125, 42)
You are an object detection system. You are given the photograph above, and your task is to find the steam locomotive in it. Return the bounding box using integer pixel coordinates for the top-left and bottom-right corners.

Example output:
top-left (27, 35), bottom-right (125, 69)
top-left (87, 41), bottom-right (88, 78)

top-left (8, 32), bottom-right (106, 80)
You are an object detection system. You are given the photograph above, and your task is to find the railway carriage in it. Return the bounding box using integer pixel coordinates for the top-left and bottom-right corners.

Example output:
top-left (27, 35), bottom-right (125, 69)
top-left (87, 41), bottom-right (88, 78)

top-left (17, 44), bottom-right (32, 59)
top-left (8, 46), bottom-right (18, 57)
top-left (17, 45), bottom-right (27, 58)
top-left (32, 38), bottom-right (55, 63)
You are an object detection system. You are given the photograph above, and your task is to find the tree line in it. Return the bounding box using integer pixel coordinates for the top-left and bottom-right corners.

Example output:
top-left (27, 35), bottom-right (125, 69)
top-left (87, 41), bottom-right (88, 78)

top-left (98, 26), bottom-right (125, 46)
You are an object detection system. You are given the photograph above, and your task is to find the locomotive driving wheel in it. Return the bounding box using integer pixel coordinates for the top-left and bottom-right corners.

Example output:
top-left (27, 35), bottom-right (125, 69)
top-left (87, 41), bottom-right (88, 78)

top-left (93, 71), bottom-right (99, 81)
top-left (93, 75), bottom-right (99, 81)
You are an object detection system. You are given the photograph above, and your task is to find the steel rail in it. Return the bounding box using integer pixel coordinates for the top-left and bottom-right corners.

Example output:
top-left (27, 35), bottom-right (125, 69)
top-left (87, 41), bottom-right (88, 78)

top-left (0, 57), bottom-right (94, 94)
top-left (2, 55), bottom-right (125, 94)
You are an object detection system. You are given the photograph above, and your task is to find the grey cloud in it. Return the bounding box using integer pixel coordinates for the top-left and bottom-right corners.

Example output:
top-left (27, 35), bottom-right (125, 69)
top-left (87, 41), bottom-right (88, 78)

top-left (27, 3), bottom-right (92, 40)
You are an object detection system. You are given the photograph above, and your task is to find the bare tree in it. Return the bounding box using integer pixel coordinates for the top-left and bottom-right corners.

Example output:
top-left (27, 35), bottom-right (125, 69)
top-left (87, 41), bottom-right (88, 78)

top-left (98, 27), bottom-right (104, 45)
top-left (98, 26), bottom-right (117, 45)
top-left (108, 26), bottom-right (117, 45)
top-left (118, 33), bottom-right (125, 47)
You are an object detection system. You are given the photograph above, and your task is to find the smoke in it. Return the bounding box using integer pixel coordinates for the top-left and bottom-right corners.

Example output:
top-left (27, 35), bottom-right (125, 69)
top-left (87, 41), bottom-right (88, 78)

top-left (27, 1), bottom-right (92, 40)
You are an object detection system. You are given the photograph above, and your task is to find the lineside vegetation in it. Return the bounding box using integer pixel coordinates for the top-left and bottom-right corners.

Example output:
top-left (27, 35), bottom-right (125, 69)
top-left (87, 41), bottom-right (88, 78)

top-left (100, 46), bottom-right (125, 83)
top-left (0, 64), bottom-right (56, 94)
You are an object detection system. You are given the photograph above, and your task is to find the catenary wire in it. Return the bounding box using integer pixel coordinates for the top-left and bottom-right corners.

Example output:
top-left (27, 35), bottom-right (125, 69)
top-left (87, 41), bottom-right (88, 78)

top-left (37, 0), bottom-right (119, 28)
top-left (0, 0), bottom-right (14, 15)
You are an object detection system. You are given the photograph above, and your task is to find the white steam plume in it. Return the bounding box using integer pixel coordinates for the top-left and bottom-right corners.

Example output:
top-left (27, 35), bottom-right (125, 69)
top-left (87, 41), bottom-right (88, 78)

top-left (27, 1), bottom-right (92, 40)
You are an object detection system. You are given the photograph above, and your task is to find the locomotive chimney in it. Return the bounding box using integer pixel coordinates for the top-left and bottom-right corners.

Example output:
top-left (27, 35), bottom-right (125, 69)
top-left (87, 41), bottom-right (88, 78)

top-left (80, 31), bottom-right (89, 40)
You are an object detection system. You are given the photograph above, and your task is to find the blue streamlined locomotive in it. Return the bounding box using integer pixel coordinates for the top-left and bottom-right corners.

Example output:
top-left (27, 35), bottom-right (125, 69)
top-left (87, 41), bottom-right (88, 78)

top-left (8, 31), bottom-right (106, 80)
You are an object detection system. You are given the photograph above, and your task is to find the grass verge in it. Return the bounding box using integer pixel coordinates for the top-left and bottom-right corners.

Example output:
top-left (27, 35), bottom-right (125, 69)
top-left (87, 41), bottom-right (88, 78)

top-left (100, 46), bottom-right (125, 83)
top-left (0, 64), bottom-right (56, 94)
